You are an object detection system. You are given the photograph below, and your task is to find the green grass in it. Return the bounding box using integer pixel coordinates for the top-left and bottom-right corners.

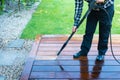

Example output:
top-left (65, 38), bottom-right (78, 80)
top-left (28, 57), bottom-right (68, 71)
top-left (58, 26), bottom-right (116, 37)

top-left (112, 1), bottom-right (120, 33)
top-left (21, 0), bottom-right (120, 39)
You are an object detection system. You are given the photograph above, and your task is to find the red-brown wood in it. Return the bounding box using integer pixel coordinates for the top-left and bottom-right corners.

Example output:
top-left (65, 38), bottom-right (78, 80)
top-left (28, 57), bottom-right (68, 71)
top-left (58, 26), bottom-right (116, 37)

top-left (20, 35), bottom-right (120, 80)
top-left (33, 60), bottom-right (120, 66)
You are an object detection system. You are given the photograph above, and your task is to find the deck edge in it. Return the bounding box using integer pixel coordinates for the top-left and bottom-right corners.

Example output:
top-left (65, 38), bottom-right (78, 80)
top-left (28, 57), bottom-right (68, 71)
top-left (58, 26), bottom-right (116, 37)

top-left (20, 35), bottom-right (41, 80)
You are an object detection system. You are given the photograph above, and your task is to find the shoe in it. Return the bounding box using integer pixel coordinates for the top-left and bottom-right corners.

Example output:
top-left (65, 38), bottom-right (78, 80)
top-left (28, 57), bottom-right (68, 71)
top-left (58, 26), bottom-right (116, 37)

top-left (73, 51), bottom-right (87, 58)
top-left (96, 55), bottom-right (104, 61)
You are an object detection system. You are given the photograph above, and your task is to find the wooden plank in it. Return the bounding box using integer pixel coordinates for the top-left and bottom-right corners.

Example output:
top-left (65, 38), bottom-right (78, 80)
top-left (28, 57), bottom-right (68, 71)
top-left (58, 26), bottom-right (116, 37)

top-left (40, 35), bottom-right (120, 43)
top-left (35, 56), bottom-right (120, 60)
top-left (33, 60), bottom-right (120, 66)
top-left (32, 65), bottom-right (120, 72)
top-left (40, 40), bottom-right (120, 44)
top-left (40, 38), bottom-right (120, 42)
top-left (37, 46), bottom-right (120, 52)
top-left (37, 51), bottom-right (120, 56)
top-left (30, 72), bottom-right (55, 79)
top-left (38, 45), bottom-right (120, 48)
top-left (42, 34), bottom-right (120, 38)
top-left (40, 37), bottom-right (120, 42)
top-left (30, 71), bottom-right (120, 79)
top-left (32, 66), bottom-right (61, 72)
top-left (20, 35), bottom-right (41, 80)
top-left (39, 43), bottom-right (120, 47)
top-left (40, 36), bottom-right (120, 44)
top-left (42, 34), bottom-right (120, 40)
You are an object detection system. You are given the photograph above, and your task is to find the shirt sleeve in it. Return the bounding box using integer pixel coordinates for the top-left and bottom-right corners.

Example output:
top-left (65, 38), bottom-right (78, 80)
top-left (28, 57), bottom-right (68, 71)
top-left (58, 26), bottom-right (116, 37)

top-left (74, 0), bottom-right (83, 27)
top-left (104, 0), bottom-right (114, 8)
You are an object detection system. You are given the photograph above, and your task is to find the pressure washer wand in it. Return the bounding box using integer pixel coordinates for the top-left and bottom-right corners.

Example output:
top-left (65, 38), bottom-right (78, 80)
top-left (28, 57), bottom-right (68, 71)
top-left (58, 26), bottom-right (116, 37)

top-left (57, 32), bottom-right (75, 56)
top-left (57, 0), bottom-right (96, 56)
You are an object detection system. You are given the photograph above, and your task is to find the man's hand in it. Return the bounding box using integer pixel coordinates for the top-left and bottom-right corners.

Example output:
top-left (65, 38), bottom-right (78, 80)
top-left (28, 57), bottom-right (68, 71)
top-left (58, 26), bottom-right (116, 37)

top-left (72, 26), bottom-right (77, 32)
top-left (96, 0), bottom-right (105, 3)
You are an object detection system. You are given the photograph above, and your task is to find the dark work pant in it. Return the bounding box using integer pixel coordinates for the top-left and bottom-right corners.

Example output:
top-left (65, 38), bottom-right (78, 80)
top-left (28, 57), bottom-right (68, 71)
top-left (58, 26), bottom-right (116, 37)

top-left (80, 5), bottom-right (114, 55)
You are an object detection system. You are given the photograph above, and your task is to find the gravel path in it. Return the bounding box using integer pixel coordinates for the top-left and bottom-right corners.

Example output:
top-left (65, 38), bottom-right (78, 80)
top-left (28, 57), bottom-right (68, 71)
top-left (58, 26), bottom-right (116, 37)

top-left (0, 1), bottom-right (41, 80)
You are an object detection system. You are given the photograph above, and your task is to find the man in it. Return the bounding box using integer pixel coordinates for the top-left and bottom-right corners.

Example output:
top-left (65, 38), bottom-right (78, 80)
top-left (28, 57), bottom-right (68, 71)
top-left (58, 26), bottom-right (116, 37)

top-left (73, 0), bottom-right (114, 61)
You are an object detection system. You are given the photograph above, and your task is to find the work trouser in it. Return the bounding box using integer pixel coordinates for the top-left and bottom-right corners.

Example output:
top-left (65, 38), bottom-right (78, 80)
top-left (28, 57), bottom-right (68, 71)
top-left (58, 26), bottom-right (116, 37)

top-left (80, 5), bottom-right (114, 55)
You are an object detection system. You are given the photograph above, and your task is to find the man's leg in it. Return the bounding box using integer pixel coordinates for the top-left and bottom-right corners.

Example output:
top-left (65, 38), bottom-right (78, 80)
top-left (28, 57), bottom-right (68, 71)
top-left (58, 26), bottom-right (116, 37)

top-left (73, 10), bottom-right (98, 58)
top-left (97, 5), bottom-right (114, 60)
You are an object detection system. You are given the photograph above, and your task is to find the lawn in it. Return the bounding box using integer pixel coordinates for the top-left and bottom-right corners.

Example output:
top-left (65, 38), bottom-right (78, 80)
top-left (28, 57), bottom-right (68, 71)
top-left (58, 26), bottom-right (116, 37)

top-left (21, 0), bottom-right (120, 39)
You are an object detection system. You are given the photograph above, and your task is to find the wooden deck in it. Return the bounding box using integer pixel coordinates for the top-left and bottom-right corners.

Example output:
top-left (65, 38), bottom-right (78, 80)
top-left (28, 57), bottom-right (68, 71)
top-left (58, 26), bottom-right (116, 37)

top-left (20, 35), bottom-right (120, 80)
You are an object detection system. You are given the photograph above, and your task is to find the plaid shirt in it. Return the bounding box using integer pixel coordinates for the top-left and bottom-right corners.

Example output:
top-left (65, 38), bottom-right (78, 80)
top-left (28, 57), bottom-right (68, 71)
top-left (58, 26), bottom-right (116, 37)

top-left (74, 0), bottom-right (114, 27)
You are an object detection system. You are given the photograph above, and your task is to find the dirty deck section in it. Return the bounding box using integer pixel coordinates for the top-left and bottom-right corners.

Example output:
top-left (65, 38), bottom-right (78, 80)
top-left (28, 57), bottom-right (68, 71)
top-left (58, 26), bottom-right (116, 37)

top-left (20, 35), bottom-right (120, 80)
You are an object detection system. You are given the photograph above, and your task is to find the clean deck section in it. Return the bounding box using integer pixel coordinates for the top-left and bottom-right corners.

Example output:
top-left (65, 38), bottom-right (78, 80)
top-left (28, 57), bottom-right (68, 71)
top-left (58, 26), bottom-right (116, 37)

top-left (20, 35), bottom-right (120, 80)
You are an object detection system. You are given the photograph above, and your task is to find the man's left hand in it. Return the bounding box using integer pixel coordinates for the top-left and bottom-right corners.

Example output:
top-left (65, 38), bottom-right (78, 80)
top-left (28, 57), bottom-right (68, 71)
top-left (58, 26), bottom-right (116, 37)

top-left (96, 0), bottom-right (105, 3)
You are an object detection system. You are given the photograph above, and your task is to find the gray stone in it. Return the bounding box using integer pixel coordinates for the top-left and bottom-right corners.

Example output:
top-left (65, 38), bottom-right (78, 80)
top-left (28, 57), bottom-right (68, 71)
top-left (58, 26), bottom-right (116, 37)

top-left (6, 39), bottom-right (25, 49)
top-left (0, 76), bottom-right (5, 80)
top-left (0, 52), bottom-right (17, 65)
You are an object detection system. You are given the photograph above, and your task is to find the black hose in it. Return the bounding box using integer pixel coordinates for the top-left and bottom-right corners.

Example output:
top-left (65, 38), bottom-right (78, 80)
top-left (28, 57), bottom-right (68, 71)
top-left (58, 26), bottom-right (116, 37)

top-left (110, 31), bottom-right (120, 64)
top-left (100, 7), bottom-right (120, 64)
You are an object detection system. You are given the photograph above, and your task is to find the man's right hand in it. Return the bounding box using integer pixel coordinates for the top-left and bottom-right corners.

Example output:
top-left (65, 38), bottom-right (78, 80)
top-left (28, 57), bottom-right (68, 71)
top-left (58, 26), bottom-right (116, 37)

top-left (72, 26), bottom-right (77, 32)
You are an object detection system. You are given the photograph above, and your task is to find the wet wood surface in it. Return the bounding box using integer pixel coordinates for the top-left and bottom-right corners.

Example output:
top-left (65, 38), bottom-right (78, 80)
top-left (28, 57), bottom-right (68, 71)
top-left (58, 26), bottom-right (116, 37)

top-left (20, 35), bottom-right (120, 80)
